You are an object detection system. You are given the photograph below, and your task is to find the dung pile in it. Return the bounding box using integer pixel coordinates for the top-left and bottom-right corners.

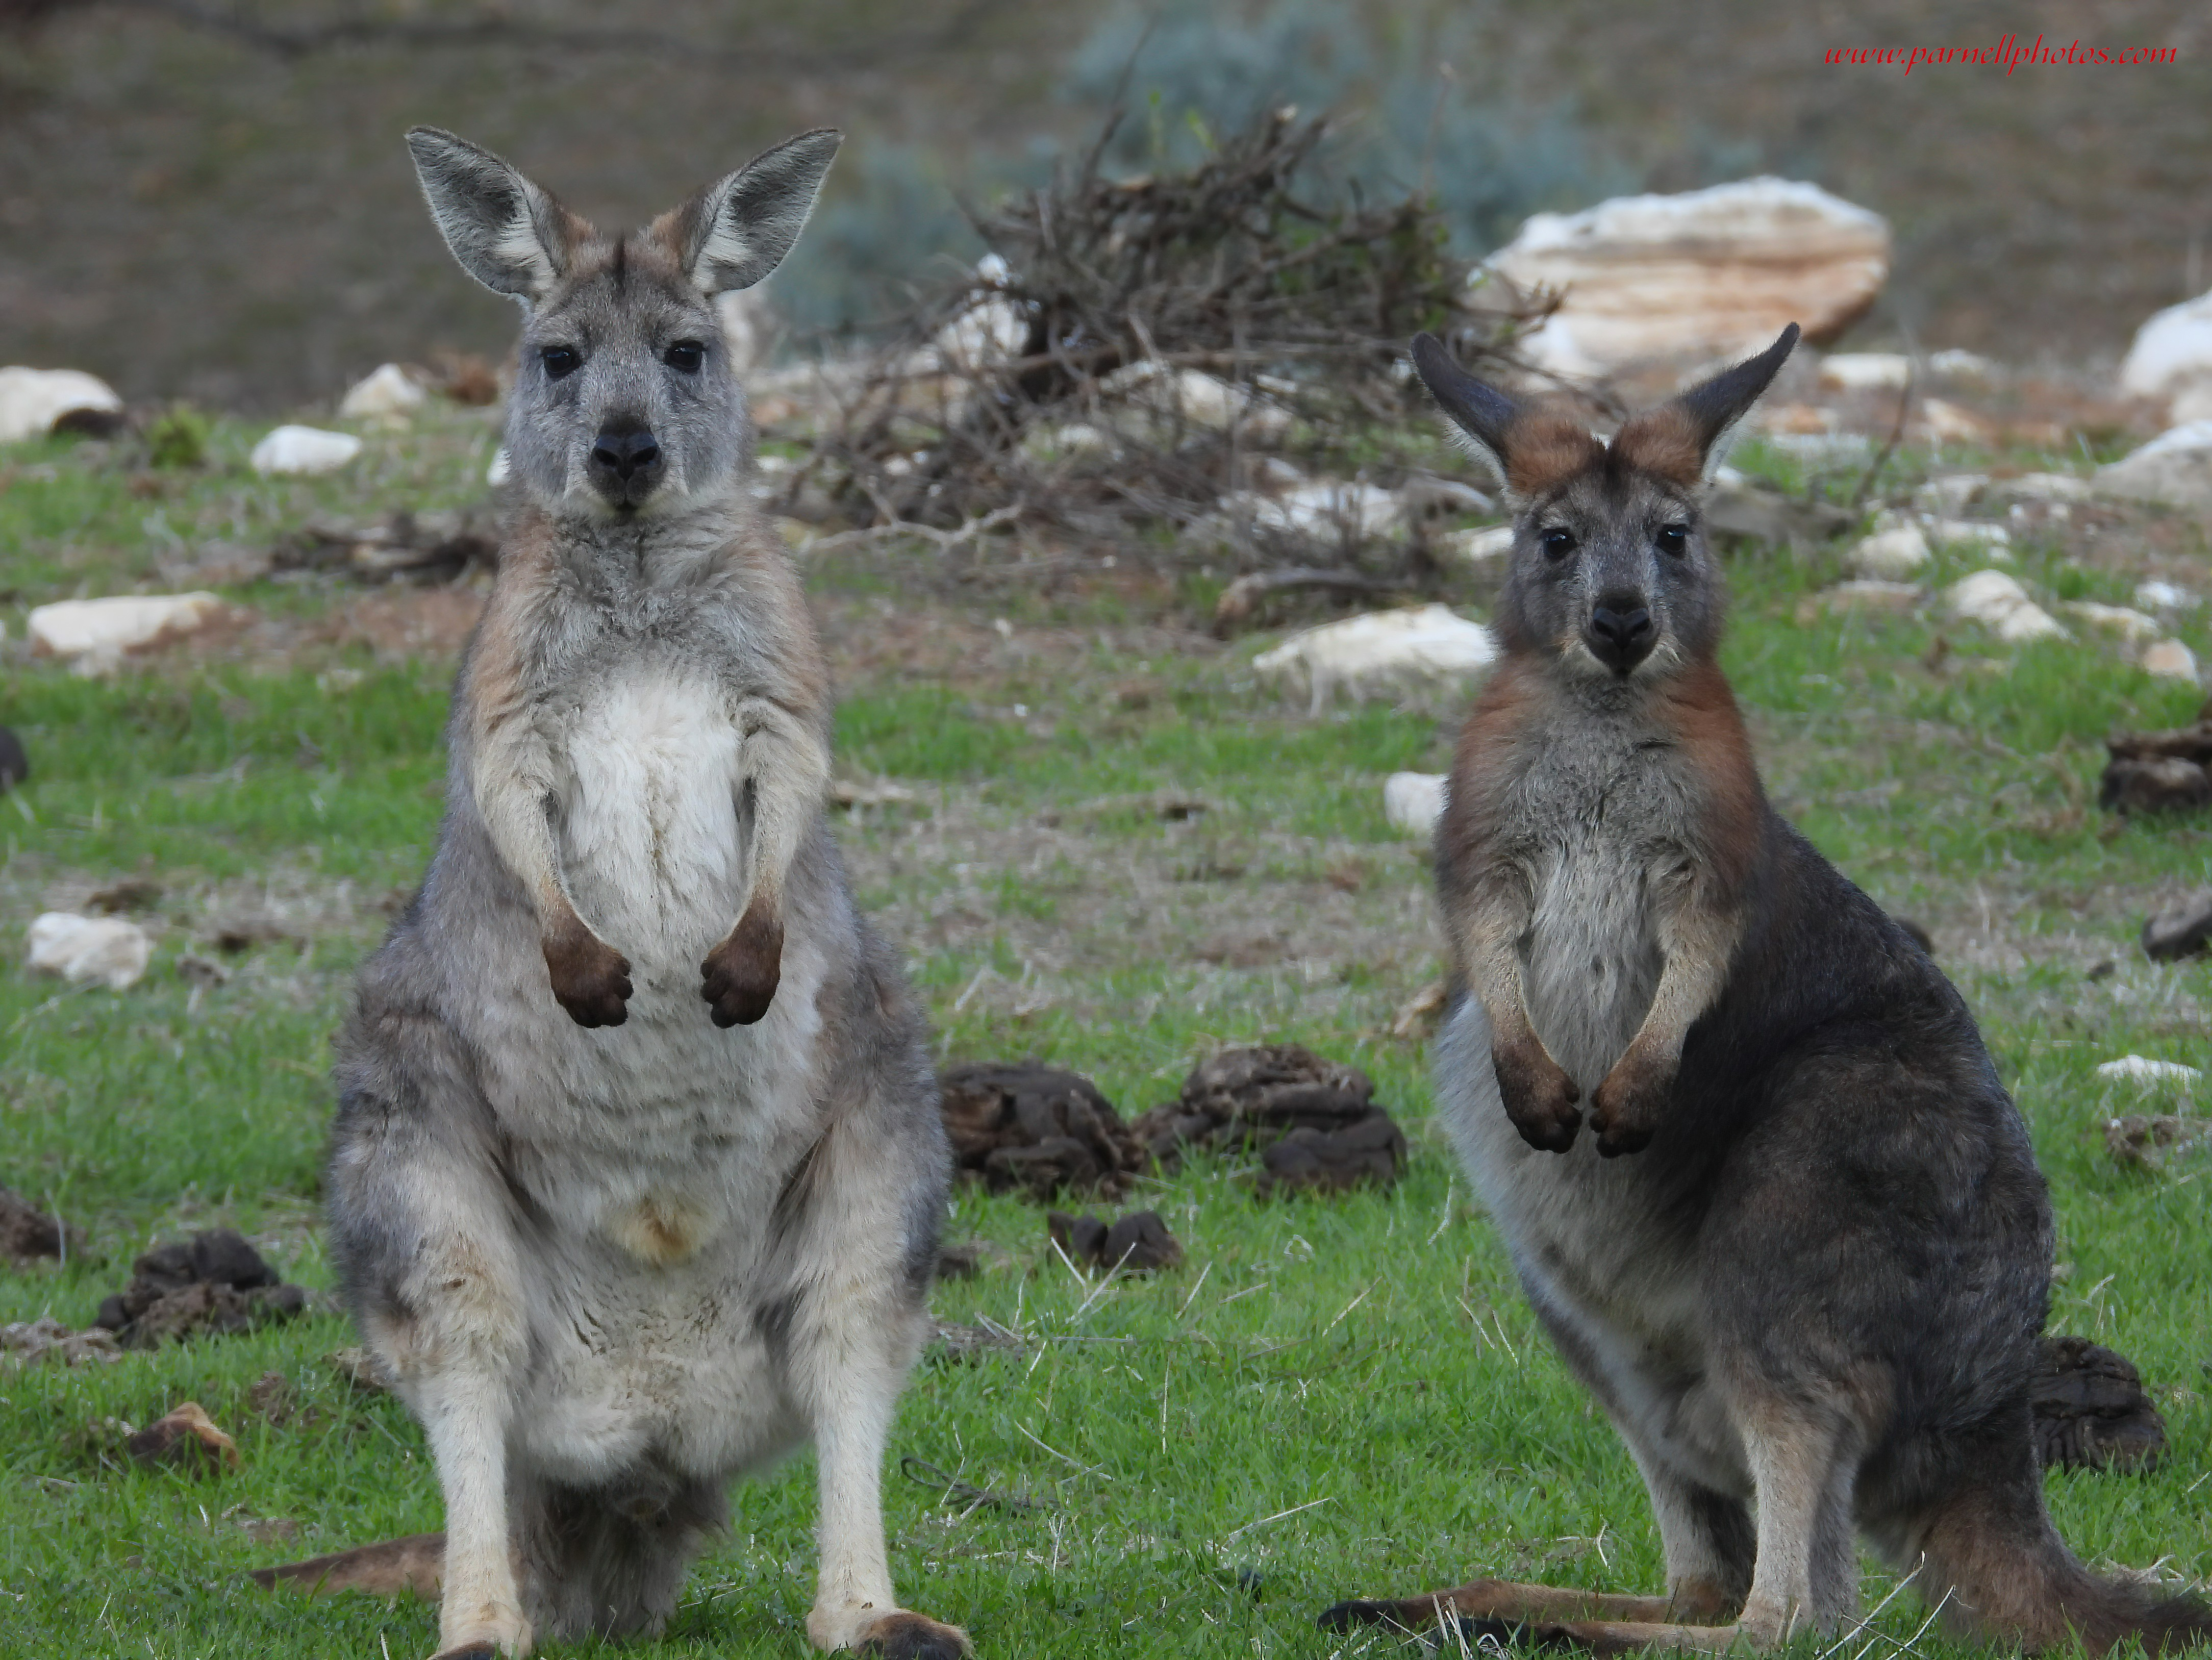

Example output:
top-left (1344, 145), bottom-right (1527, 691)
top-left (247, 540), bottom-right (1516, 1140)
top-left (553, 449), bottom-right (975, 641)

top-left (2031, 1336), bottom-right (2167, 1472)
top-left (92, 1229), bottom-right (307, 1348)
top-left (1132, 1045), bottom-right (1407, 1195)
top-left (939, 1063), bottom-right (1145, 1200)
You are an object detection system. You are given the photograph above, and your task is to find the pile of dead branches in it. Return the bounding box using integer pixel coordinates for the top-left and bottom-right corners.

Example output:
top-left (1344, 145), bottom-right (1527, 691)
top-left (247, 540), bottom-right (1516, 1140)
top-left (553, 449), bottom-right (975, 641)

top-left (775, 106), bottom-right (1550, 591)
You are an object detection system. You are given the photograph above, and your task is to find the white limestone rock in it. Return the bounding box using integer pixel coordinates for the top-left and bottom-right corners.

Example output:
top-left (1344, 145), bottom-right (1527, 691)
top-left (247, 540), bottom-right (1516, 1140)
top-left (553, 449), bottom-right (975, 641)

top-left (1254, 604), bottom-right (1499, 714)
top-left (0, 367), bottom-right (124, 443)
top-left (26, 913), bottom-right (150, 991)
top-left (1483, 178), bottom-right (1890, 378)
top-left (250, 424), bottom-right (362, 475)
top-left (1819, 352), bottom-right (1912, 390)
top-left (337, 363), bottom-right (426, 420)
top-left (2094, 421), bottom-right (2212, 511)
top-left (2061, 602), bottom-right (2161, 645)
top-left (2096, 1055), bottom-right (2202, 1086)
top-left (2119, 290), bottom-right (2212, 405)
top-left (2142, 639), bottom-right (2201, 683)
top-left (29, 593), bottom-right (224, 671)
top-left (1100, 360), bottom-right (1292, 443)
top-left (1441, 524), bottom-right (1517, 564)
top-left (2135, 579), bottom-right (2200, 612)
top-left (1383, 772), bottom-right (1448, 837)
top-left (1847, 525), bottom-right (1931, 579)
top-left (1923, 518), bottom-right (2011, 554)
top-left (1945, 570), bottom-right (2068, 643)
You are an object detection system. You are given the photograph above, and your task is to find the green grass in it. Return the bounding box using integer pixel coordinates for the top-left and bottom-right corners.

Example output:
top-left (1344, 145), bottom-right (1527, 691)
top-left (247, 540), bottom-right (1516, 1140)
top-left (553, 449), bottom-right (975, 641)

top-left (0, 417), bottom-right (2207, 1658)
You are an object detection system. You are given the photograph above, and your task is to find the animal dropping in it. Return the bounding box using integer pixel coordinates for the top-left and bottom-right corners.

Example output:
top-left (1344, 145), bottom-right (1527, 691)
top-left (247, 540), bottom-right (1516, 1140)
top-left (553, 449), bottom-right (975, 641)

top-left (1327, 325), bottom-right (2210, 1656)
top-left (283, 127), bottom-right (969, 1660)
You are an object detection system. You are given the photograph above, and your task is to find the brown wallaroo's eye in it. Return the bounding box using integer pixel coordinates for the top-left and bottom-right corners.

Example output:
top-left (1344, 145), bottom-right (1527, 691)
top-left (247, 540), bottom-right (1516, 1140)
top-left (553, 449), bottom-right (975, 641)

top-left (541, 346), bottom-right (581, 380)
top-left (664, 340), bottom-right (706, 373)
top-left (1540, 527), bottom-right (1577, 559)
top-left (1656, 523), bottom-right (1690, 556)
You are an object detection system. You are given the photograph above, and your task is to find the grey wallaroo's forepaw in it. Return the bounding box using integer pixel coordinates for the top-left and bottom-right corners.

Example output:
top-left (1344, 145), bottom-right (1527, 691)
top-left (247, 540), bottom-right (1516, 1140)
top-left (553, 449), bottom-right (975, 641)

top-left (700, 903), bottom-right (783, 1027)
top-left (543, 930), bottom-right (631, 1026)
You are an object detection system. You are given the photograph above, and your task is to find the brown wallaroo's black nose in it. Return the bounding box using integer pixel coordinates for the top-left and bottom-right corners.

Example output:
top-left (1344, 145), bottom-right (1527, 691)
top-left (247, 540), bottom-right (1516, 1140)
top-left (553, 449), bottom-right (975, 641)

top-left (1588, 601), bottom-right (1655, 672)
top-left (592, 426), bottom-right (661, 480)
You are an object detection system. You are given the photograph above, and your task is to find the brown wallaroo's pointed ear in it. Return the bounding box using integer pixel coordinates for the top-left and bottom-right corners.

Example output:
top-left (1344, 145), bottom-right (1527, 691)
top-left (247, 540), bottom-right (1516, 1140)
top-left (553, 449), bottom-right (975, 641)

top-left (1615, 323), bottom-right (1801, 487)
top-left (1411, 332), bottom-right (1519, 489)
top-left (405, 127), bottom-right (585, 307)
top-left (668, 129), bottom-right (843, 296)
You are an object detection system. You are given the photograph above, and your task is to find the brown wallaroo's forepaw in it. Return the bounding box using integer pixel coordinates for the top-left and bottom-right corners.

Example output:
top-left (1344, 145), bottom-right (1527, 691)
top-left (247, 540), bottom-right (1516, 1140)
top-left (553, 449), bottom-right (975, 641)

top-left (542, 928), bottom-right (632, 1027)
top-left (1495, 1044), bottom-right (1581, 1152)
top-left (701, 902), bottom-right (783, 1027)
top-left (1589, 1063), bottom-right (1664, 1157)
top-left (855, 1611), bottom-right (973, 1659)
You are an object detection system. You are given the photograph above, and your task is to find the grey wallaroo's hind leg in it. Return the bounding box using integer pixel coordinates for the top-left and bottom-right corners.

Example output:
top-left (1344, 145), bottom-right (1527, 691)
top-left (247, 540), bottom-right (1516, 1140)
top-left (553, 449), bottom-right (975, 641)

top-left (326, 1066), bottom-right (533, 1658)
top-left (769, 1095), bottom-right (967, 1655)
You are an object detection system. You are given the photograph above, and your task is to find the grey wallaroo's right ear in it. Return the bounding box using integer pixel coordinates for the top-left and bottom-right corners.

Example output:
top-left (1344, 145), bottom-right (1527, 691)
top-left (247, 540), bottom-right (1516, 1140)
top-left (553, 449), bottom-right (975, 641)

top-left (405, 127), bottom-right (581, 305)
top-left (1411, 333), bottom-right (1520, 489)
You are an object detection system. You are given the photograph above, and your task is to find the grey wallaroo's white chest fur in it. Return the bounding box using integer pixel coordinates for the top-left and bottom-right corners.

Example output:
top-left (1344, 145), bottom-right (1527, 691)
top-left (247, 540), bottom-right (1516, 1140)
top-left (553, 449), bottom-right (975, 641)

top-left (304, 125), bottom-right (970, 1660)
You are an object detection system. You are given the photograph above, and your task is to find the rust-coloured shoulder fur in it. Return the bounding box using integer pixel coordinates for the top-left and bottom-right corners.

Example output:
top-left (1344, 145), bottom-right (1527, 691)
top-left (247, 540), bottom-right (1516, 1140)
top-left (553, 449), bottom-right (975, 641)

top-left (1654, 660), bottom-right (1765, 884)
top-left (1435, 657), bottom-right (1547, 872)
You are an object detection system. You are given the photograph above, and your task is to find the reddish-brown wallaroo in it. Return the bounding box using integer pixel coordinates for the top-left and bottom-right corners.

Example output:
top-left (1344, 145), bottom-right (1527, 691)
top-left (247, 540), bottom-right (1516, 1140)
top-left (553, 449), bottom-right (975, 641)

top-left (1324, 327), bottom-right (2208, 1655)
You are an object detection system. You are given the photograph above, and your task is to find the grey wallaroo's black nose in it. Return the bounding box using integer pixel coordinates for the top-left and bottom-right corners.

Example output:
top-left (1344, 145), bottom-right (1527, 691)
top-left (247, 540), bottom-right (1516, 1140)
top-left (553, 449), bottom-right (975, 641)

top-left (1587, 600), bottom-right (1655, 672)
top-left (591, 426), bottom-right (661, 481)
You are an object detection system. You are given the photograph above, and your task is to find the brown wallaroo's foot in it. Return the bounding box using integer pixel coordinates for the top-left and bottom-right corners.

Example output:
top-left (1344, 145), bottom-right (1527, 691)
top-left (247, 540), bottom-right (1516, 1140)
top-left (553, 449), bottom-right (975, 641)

top-left (701, 906), bottom-right (782, 1027)
top-left (543, 929), bottom-right (632, 1027)
top-left (1496, 1047), bottom-right (1581, 1152)
top-left (1318, 1598), bottom-right (1421, 1633)
top-left (854, 1611), bottom-right (973, 1659)
top-left (428, 1647), bottom-right (500, 1660)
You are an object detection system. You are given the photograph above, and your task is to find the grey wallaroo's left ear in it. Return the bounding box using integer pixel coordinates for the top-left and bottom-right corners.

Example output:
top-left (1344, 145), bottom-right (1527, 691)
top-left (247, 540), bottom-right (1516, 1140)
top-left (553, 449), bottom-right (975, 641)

top-left (671, 129), bottom-right (844, 296)
top-left (406, 127), bottom-right (581, 305)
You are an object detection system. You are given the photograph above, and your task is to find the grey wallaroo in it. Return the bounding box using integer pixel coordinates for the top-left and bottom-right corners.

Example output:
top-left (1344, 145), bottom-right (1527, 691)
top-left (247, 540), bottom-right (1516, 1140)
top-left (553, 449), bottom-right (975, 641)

top-left (1325, 329), bottom-right (2208, 1655)
top-left (274, 128), bottom-right (968, 1660)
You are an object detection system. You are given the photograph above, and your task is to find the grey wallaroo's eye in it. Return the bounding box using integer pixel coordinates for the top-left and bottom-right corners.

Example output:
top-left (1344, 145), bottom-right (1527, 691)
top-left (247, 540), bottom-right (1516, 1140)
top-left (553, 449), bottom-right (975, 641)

top-left (664, 340), bottom-right (706, 373)
top-left (1540, 527), bottom-right (1577, 559)
top-left (1656, 523), bottom-right (1690, 556)
top-left (540, 345), bottom-right (581, 379)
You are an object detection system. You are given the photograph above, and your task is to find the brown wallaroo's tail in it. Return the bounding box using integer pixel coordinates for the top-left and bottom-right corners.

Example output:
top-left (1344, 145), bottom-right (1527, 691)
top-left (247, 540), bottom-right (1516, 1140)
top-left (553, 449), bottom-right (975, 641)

top-left (1913, 1460), bottom-right (2207, 1655)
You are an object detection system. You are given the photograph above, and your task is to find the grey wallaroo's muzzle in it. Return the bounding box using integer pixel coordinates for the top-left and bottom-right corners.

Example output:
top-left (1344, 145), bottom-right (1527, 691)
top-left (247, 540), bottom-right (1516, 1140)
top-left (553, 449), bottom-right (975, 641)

top-left (589, 423), bottom-right (664, 507)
